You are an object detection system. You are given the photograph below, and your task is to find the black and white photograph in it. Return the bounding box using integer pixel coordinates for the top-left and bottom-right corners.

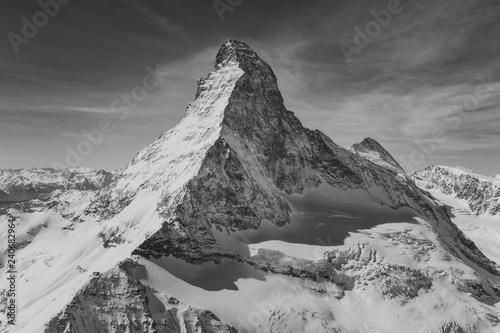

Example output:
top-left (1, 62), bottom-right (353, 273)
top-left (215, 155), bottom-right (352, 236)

top-left (1, 0), bottom-right (500, 332)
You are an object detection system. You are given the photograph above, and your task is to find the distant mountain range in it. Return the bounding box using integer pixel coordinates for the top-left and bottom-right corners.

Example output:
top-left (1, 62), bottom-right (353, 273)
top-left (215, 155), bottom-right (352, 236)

top-left (412, 165), bottom-right (500, 216)
top-left (0, 167), bottom-right (116, 201)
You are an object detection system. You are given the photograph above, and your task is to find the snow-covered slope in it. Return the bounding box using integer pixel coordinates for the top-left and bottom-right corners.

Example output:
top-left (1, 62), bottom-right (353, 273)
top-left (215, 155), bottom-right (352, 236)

top-left (412, 166), bottom-right (500, 266)
top-left (0, 167), bottom-right (116, 201)
top-left (1, 40), bottom-right (500, 333)
top-left (412, 165), bottom-right (500, 216)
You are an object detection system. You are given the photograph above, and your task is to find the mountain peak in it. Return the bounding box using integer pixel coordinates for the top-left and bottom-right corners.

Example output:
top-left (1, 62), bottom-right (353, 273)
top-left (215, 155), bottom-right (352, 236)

top-left (215, 39), bottom-right (275, 78)
top-left (349, 137), bottom-right (405, 173)
top-left (215, 40), bottom-right (256, 67)
top-left (194, 40), bottom-right (280, 101)
top-left (359, 137), bottom-right (381, 146)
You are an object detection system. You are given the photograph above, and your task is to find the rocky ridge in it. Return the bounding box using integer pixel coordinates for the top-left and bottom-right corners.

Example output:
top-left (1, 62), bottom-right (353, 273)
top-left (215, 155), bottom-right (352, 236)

top-left (349, 137), bottom-right (405, 173)
top-left (412, 165), bottom-right (500, 216)
top-left (44, 260), bottom-right (237, 333)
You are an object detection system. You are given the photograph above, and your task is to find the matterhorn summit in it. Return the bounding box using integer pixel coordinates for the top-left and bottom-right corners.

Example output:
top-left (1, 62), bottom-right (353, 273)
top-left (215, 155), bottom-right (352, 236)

top-left (1, 40), bottom-right (500, 333)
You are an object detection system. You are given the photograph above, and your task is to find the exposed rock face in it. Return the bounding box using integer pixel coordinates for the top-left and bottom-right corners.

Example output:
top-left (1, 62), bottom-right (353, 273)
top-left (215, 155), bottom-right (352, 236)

top-left (0, 190), bottom-right (14, 202)
top-left (431, 322), bottom-right (471, 333)
top-left (412, 165), bottom-right (500, 216)
top-left (44, 260), bottom-right (237, 333)
top-left (0, 167), bottom-right (116, 201)
top-left (349, 137), bottom-right (405, 173)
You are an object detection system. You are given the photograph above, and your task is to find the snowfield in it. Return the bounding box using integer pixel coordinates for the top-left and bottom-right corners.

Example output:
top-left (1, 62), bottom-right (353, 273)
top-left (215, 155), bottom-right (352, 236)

top-left (414, 185), bottom-right (500, 266)
top-left (136, 219), bottom-right (499, 333)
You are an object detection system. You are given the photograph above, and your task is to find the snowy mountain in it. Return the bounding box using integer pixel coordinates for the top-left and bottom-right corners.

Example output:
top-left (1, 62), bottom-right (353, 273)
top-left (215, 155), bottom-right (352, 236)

top-left (412, 165), bottom-right (500, 216)
top-left (412, 165), bottom-right (500, 267)
top-left (1, 40), bottom-right (500, 333)
top-left (0, 167), bottom-right (116, 201)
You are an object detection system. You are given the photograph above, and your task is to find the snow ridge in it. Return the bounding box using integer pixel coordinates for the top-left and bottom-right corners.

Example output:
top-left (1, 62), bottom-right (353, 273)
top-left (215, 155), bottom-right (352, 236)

top-left (412, 165), bottom-right (500, 216)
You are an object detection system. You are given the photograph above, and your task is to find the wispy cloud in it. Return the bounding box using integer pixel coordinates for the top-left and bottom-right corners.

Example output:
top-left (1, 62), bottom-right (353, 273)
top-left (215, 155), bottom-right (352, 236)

top-left (119, 0), bottom-right (187, 39)
top-left (1, 0), bottom-right (499, 174)
top-left (62, 106), bottom-right (112, 114)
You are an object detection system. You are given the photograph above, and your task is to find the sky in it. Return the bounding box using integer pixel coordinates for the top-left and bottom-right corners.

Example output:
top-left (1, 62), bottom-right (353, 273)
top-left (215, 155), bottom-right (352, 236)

top-left (1, 0), bottom-right (499, 175)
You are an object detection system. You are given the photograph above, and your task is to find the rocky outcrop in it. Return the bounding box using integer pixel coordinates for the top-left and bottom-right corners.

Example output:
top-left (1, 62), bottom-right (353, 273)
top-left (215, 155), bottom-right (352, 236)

top-left (431, 322), bottom-right (473, 333)
top-left (349, 137), bottom-right (405, 173)
top-left (412, 165), bottom-right (500, 216)
top-left (44, 260), bottom-right (238, 333)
